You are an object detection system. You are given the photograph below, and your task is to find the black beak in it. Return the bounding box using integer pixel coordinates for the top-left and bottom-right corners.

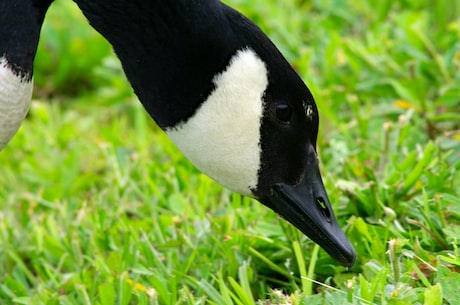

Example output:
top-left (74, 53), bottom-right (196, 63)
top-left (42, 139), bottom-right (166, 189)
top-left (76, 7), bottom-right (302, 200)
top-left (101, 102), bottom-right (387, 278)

top-left (260, 145), bottom-right (356, 267)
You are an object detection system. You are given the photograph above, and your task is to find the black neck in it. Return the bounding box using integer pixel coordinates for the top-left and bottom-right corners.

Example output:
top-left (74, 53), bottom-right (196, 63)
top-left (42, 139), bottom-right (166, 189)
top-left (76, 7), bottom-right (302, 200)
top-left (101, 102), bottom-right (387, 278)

top-left (74, 0), bottom-right (243, 128)
top-left (0, 0), bottom-right (52, 79)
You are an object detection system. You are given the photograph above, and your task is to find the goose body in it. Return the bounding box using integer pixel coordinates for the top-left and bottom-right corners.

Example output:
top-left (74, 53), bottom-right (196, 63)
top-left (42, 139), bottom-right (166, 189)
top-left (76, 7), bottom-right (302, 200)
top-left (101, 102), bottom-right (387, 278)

top-left (0, 0), bottom-right (50, 148)
top-left (0, 0), bottom-right (356, 266)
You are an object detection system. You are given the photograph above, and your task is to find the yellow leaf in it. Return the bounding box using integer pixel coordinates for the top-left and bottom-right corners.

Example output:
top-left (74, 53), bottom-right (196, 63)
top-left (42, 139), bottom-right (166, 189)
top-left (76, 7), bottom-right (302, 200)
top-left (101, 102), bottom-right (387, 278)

top-left (393, 100), bottom-right (414, 110)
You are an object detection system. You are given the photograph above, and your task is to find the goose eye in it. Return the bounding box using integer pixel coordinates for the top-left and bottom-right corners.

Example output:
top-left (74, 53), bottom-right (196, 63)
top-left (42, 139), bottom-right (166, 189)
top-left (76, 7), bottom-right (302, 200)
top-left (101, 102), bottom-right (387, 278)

top-left (276, 104), bottom-right (292, 122)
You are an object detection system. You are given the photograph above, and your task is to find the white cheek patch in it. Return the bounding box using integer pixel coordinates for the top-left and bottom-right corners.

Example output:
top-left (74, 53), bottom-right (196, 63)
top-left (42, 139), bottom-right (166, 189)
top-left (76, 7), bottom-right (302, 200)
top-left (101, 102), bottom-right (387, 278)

top-left (166, 49), bottom-right (268, 196)
top-left (0, 56), bottom-right (33, 150)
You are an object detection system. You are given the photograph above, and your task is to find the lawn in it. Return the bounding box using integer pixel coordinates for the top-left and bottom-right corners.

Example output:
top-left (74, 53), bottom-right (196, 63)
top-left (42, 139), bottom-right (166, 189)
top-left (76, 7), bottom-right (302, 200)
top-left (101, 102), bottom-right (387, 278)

top-left (1, 0), bottom-right (459, 304)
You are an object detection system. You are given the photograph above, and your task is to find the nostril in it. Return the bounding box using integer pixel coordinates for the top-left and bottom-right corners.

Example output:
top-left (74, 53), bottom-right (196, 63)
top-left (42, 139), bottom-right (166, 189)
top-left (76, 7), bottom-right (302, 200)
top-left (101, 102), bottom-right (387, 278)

top-left (316, 197), bottom-right (331, 222)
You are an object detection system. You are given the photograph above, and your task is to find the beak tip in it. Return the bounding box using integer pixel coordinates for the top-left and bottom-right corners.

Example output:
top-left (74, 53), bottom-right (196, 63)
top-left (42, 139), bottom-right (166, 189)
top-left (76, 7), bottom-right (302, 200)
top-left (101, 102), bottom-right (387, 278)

top-left (340, 245), bottom-right (357, 268)
top-left (321, 231), bottom-right (356, 268)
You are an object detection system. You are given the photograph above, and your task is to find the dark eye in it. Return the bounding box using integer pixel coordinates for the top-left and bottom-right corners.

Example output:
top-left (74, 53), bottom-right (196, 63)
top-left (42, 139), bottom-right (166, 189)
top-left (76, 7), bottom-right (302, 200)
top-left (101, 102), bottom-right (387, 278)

top-left (276, 104), bottom-right (292, 122)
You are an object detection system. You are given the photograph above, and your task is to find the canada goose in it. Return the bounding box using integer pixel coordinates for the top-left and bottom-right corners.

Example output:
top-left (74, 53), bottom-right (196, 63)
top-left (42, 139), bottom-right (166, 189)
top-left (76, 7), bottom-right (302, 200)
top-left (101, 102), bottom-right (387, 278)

top-left (0, 0), bottom-right (355, 267)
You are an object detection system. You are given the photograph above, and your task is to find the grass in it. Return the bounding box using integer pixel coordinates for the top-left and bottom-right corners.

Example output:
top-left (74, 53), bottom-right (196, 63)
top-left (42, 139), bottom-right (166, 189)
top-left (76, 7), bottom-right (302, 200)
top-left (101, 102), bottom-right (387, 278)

top-left (1, 0), bottom-right (459, 304)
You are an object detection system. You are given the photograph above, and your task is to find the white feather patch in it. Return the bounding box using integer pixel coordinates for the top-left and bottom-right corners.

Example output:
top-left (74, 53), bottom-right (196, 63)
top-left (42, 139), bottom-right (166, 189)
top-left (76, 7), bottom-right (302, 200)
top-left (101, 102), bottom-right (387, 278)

top-left (166, 49), bottom-right (268, 195)
top-left (0, 56), bottom-right (33, 150)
